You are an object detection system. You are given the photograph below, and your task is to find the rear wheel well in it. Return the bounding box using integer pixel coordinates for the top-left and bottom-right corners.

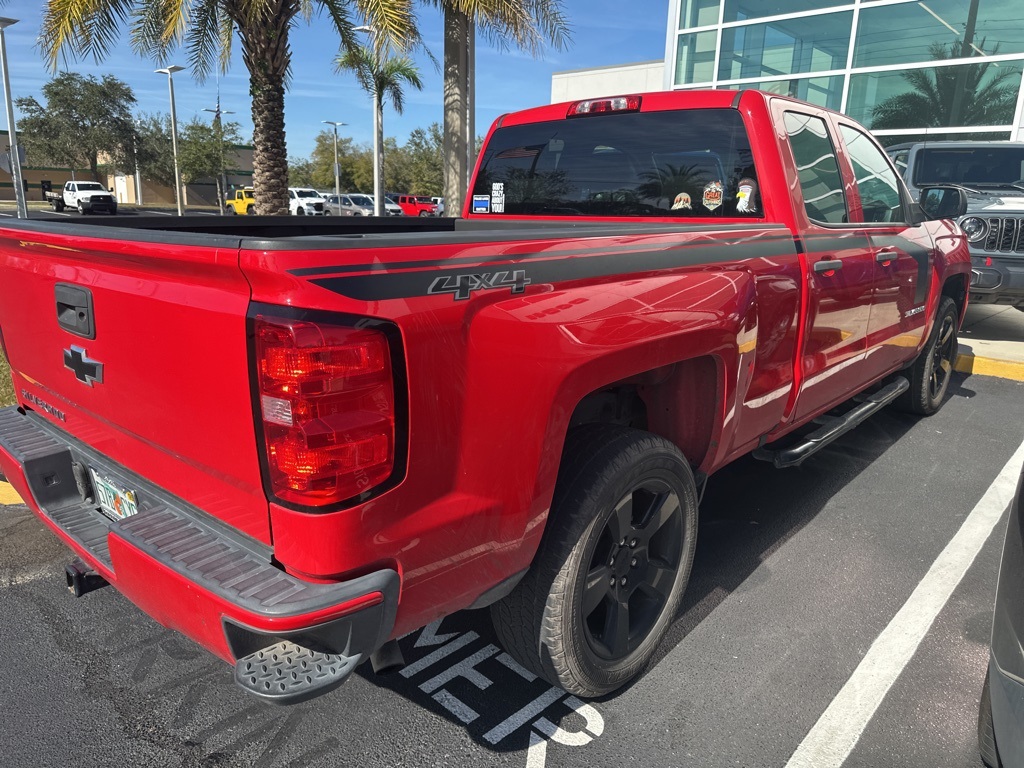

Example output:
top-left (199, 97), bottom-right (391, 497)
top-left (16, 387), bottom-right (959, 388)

top-left (567, 356), bottom-right (719, 470)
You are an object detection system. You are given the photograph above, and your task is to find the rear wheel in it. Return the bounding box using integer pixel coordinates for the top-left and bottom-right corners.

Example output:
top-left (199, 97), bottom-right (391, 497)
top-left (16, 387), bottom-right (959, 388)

top-left (896, 296), bottom-right (959, 415)
top-left (491, 424), bottom-right (698, 697)
top-left (246, 205), bottom-right (255, 215)
top-left (54, 199), bottom-right (65, 212)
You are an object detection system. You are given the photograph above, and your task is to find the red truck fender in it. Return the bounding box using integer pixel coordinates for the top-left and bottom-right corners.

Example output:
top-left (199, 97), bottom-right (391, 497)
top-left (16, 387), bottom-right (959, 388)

top-left (456, 269), bottom-right (759, 572)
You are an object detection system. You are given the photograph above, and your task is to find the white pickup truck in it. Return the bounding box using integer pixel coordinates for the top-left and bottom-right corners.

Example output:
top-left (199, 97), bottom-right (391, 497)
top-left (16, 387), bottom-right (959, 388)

top-left (46, 181), bottom-right (118, 215)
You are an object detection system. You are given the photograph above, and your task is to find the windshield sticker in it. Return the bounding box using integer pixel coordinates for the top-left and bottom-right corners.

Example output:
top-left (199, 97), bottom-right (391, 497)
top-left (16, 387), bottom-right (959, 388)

top-left (671, 192), bottom-right (692, 210)
top-left (736, 177), bottom-right (757, 213)
top-left (491, 183), bottom-right (505, 213)
top-left (473, 195), bottom-right (491, 214)
top-left (702, 181), bottom-right (723, 211)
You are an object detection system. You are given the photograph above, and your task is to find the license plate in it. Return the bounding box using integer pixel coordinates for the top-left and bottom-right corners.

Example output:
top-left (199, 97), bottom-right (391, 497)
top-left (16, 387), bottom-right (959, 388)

top-left (90, 468), bottom-right (140, 521)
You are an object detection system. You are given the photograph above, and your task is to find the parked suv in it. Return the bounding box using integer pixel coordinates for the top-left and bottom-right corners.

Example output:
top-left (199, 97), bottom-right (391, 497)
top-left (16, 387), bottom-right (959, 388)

top-left (325, 194), bottom-right (373, 216)
top-left (389, 193), bottom-right (437, 217)
top-left (887, 141), bottom-right (1024, 310)
top-left (288, 187), bottom-right (326, 216)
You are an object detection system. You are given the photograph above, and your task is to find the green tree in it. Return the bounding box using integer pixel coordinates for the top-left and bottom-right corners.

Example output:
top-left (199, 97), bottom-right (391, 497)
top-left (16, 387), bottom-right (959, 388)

top-left (31, 0), bottom-right (417, 215)
top-left (405, 122), bottom-right (444, 195)
top-left (308, 130), bottom-right (361, 191)
top-left (336, 44), bottom-right (424, 214)
top-left (14, 73), bottom-right (137, 181)
top-left (871, 41), bottom-right (1018, 130)
top-left (135, 113), bottom-right (177, 189)
top-left (179, 117), bottom-right (243, 208)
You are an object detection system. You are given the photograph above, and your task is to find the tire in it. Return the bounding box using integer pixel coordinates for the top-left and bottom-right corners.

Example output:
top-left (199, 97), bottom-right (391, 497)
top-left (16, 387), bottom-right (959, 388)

top-left (324, 209), bottom-right (332, 216)
top-left (896, 296), bottom-right (959, 415)
top-left (55, 199), bottom-right (65, 212)
top-left (77, 201), bottom-right (86, 215)
top-left (246, 205), bottom-right (255, 215)
top-left (979, 669), bottom-right (1003, 768)
top-left (418, 210), bottom-right (430, 217)
top-left (295, 207), bottom-right (305, 216)
top-left (491, 424), bottom-right (698, 697)
top-left (227, 206), bottom-right (236, 215)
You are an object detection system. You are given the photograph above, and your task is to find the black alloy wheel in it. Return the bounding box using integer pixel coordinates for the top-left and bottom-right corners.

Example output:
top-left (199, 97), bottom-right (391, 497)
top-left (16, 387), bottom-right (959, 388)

top-left (897, 296), bottom-right (959, 415)
top-left (492, 424), bottom-right (698, 697)
top-left (582, 479), bottom-right (685, 662)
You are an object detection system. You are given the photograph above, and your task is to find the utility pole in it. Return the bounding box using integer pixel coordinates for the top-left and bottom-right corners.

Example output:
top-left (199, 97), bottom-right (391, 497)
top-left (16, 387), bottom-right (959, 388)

top-left (156, 65), bottom-right (185, 216)
top-left (322, 120), bottom-right (347, 208)
top-left (0, 17), bottom-right (28, 219)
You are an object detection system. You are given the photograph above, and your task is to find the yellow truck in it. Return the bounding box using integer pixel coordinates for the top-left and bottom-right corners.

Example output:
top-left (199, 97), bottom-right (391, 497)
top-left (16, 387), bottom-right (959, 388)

top-left (225, 188), bottom-right (256, 215)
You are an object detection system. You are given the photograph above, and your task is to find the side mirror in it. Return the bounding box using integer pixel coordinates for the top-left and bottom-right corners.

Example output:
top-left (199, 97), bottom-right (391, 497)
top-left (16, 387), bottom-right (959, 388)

top-left (918, 185), bottom-right (968, 221)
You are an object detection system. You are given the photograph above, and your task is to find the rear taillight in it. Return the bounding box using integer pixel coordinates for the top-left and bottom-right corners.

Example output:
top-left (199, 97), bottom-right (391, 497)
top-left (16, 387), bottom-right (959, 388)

top-left (567, 94), bottom-right (642, 117)
top-left (255, 314), bottom-right (396, 507)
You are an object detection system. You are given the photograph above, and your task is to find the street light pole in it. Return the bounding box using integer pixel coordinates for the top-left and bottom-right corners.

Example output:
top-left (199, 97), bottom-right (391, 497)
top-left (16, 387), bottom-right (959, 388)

top-left (0, 17), bottom-right (28, 219)
top-left (156, 65), bottom-right (185, 216)
top-left (133, 118), bottom-right (143, 205)
top-left (205, 99), bottom-right (235, 215)
top-left (322, 120), bottom-right (347, 207)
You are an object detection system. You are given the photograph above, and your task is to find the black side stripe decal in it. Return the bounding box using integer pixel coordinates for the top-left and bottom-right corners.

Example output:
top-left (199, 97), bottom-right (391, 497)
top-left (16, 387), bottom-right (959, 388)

top-left (311, 237), bottom-right (800, 302)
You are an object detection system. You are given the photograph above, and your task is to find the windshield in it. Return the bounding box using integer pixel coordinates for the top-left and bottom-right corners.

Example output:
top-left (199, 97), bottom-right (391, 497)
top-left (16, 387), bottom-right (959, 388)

top-left (350, 195), bottom-right (372, 206)
top-left (77, 183), bottom-right (106, 191)
top-left (913, 146), bottom-right (1024, 187)
top-left (295, 189), bottom-right (321, 198)
top-left (472, 109), bottom-right (760, 217)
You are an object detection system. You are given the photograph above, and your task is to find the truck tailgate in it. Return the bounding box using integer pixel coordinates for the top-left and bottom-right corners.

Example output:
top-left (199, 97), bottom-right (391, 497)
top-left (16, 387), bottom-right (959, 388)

top-left (0, 224), bottom-right (270, 543)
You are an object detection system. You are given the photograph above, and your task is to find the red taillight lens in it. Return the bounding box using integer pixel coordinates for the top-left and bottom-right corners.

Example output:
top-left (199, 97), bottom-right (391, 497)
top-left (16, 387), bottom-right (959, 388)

top-left (255, 315), bottom-right (396, 507)
top-left (567, 94), bottom-right (642, 117)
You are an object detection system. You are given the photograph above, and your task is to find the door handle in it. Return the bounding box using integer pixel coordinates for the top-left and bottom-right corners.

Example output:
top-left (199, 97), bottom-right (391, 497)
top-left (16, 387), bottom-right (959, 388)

top-left (813, 259), bottom-right (844, 273)
top-left (876, 247), bottom-right (898, 264)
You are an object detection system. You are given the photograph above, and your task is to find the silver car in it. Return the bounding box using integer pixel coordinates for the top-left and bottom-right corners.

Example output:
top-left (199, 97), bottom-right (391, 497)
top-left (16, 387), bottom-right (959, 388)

top-left (324, 194), bottom-right (373, 216)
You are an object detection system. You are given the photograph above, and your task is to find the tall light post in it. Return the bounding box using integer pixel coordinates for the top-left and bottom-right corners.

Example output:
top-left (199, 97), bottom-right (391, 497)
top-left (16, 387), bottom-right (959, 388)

top-left (322, 120), bottom-right (347, 207)
top-left (0, 17), bottom-right (27, 219)
top-left (204, 98), bottom-right (234, 215)
top-left (155, 65), bottom-right (185, 216)
top-left (133, 118), bottom-right (143, 205)
top-left (354, 26), bottom-right (384, 216)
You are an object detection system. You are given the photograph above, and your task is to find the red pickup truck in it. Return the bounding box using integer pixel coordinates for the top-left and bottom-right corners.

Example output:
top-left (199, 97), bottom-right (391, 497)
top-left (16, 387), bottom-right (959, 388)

top-left (0, 90), bottom-right (970, 704)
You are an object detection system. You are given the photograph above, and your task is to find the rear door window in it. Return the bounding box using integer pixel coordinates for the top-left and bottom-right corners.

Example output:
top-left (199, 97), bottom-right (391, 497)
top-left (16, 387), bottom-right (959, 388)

top-left (783, 112), bottom-right (849, 225)
top-left (472, 109), bottom-right (760, 218)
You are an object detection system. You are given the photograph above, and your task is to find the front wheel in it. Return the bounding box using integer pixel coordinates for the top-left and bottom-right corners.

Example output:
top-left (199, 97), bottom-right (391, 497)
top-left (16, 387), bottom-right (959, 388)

top-left (491, 424), bottom-right (698, 697)
top-left (418, 210), bottom-right (430, 217)
top-left (896, 296), bottom-right (959, 415)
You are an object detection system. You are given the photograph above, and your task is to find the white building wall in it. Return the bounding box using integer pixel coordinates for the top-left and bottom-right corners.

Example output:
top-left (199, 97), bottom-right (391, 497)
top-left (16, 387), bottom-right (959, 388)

top-left (550, 61), bottom-right (666, 104)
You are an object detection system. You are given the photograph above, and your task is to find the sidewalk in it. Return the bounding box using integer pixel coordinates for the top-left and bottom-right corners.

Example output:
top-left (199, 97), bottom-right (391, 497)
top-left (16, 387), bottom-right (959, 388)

top-left (956, 304), bottom-right (1024, 381)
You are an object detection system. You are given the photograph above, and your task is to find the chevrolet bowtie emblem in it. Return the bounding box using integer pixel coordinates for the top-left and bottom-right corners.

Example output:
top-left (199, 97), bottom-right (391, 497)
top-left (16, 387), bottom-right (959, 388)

top-left (64, 346), bottom-right (104, 386)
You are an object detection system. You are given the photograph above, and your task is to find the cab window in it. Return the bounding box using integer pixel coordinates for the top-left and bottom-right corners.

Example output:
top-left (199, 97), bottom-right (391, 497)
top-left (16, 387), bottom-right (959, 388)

top-left (783, 112), bottom-right (848, 225)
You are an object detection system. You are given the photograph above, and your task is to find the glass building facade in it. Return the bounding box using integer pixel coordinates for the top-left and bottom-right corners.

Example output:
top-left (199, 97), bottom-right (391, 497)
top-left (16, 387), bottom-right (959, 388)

top-left (668, 0), bottom-right (1024, 145)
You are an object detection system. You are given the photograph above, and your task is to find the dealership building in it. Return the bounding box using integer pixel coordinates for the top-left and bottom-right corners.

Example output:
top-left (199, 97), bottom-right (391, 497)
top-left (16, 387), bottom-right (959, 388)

top-left (552, 0), bottom-right (1024, 145)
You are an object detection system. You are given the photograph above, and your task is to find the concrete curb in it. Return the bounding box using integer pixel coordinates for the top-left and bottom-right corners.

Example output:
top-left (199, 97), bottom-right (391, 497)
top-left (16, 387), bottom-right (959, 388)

top-left (0, 479), bottom-right (22, 505)
top-left (955, 353), bottom-right (1024, 382)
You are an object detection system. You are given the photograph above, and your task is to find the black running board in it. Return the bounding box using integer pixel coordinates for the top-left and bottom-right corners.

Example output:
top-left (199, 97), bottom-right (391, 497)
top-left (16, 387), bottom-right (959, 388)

top-left (753, 377), bottom-right (909, 469)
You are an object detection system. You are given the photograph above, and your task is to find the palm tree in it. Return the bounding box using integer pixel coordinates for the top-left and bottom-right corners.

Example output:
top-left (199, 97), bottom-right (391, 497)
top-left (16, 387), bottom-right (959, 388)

top-left (871, 41), bottom-right (1017, 131)
top-left (336, 45), bottom-right (423, 215)
top-left (31, 0), bottom-right (416, 215)
top-left (421, 0), bottom-right (570, 214)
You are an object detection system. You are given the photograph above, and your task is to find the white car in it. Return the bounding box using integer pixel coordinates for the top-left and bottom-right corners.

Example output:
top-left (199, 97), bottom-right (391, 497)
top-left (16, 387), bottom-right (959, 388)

top-left (365, 194), bottom-right (404, 216)
top-left (288, 188), bottom-right (326, 216)
top-left (432, 196), bottom-right (446, 216)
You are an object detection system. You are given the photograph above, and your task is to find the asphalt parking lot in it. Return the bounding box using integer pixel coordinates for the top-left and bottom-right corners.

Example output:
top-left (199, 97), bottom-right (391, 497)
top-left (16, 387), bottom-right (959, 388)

top-left (0, 231), bottom-right (1022, 767)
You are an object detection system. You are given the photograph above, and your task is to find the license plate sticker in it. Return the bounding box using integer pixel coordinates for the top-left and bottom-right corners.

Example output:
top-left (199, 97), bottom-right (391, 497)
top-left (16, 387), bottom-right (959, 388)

top-left (89, 468), bottom-right (140, 521)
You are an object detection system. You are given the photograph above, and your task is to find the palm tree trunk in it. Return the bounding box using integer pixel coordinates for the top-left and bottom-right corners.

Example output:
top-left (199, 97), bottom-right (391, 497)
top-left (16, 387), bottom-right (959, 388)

top-left (233, 4), bottom-right (296, 216)
top-left (443, 7), bottom-right (471, 214)
top-left (374, 92), bottom-right (384, 216)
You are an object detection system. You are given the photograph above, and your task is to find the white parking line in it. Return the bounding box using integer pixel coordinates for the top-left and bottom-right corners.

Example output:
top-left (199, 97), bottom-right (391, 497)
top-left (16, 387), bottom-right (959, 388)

top-left (786, 436), bottom-right (1024, 768)
top-left (148, 210), bottom-right (173, 216)
top-left (47, 211), bottom-right (71, 217)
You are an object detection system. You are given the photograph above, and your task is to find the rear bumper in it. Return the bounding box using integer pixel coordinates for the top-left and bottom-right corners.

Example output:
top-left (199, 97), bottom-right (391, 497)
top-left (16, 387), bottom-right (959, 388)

top-left (0, 406), bottom-right (398, 699)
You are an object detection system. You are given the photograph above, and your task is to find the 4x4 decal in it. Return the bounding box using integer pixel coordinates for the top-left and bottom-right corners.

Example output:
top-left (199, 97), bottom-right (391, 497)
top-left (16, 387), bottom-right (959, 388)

top-left (427, 270), bottom-right (531, 301)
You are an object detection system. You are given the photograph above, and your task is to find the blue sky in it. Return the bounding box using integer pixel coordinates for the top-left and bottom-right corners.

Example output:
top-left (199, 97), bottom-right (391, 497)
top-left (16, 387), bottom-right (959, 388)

top-left (0, 1), bottom-right (669, 158)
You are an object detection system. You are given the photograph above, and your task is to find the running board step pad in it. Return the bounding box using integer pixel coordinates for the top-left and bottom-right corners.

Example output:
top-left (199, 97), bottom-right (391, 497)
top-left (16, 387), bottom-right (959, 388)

top-left (235, 640), bottom-right (362, 705)
top-left (753, 377), bottom-right (909, 469)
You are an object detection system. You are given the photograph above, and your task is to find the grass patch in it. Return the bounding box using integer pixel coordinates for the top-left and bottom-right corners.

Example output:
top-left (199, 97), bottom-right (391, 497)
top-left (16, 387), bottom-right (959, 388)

top-left (0, 348), bottom-right (14, 407)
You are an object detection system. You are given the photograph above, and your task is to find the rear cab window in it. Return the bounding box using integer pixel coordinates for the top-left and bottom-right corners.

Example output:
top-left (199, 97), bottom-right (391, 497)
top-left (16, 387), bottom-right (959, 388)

top-left (471, 108), bottom-right (761, 219)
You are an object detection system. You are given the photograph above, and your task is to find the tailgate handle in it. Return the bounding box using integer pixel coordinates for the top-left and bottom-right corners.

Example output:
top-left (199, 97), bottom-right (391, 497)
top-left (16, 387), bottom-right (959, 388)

top-left (55, 283), bottom-right (96, 339)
